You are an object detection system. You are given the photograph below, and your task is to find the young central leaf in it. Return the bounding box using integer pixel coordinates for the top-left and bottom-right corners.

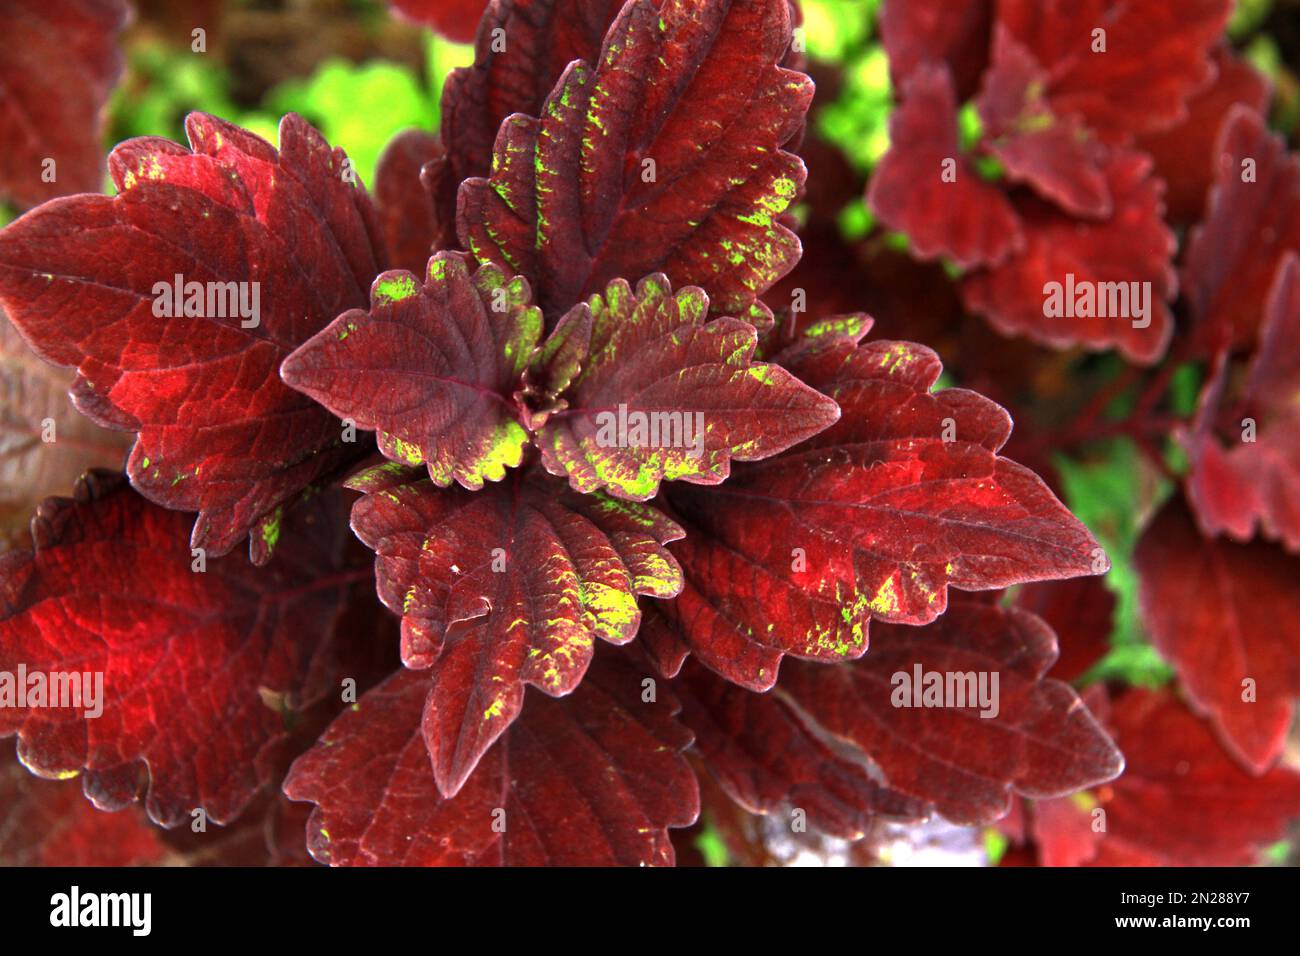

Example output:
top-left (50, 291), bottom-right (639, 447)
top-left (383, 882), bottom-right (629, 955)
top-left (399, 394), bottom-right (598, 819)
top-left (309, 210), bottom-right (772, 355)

top-left (535, 274), bottom-right (841, 501)
top-left (458, 0), bottom-right (811, 326)
top-left (0, 113), bottom-right (387, 559)
top-left (347, 465), bottom-right (683, 797)
top-left (281, 253), bottom-right (539, 490)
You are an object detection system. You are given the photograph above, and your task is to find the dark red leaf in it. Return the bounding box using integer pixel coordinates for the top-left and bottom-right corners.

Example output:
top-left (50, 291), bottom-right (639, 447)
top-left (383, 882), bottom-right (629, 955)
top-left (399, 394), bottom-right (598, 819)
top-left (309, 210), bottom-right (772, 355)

top-left (0, 0), bottom-right (128, 209)
top-left (1186, 255), bottom-right (1300, 551)
top-left (535, 273), bottom-right (840, 500)
top-left (387, 0), bottom-right (487, 42)
top-left (283, 649), bottom-right (699, 865)
top-left (774, 598), bottom-right (1123, 825)
top-left (644, 328), bottom-right (1104, 689)
top-left (1182, 106), bottom-right (1300, 353)
top-left (673, 656), bottom-right (928, 839)
top-left (0, 755), bottom-right (167, 866)
top-left (773, 237), bottom-right (966, 354)
top-left (373, 130), bottom-right (444, 275)
top-left (0, 471), bottom-right (358, 826)
top-left (1, 759), bottom-right (316, 866)
top-left (0, 113), bottom-right (387, 558)
top-left (961, 150), bottom-right (1176, 364)
top-left (438, 0), bottom-right (632, 210)
top-left (1038, 690), bottom-right (1300, 866)
top-left (153, 790), bottom-right (316, 866)
top-left (348, 466), bottom-right (682, 796)
top-left (1243, 253), bottom-right (1300, 410)
top-left (428, 0), bottom-right (637, 249)
top-left (996, 0), bottom-right (1231, 141)
top-left (282, 253), bottom-right (539, 491)
top-left (877, 0), bottom-right (992, 103)
top-left (976, 26), bottom-right (1111, 218)
top-left (1136, 46), bottom-right (1271, 225)
top-left (458, 0), bottom-right (811, 326)
top-left (1013, 577), bottom-right (1115, 684)
top-left (867, 64), bottom-right (1024, 270)
top-left (1135, 495), bottom-right (1300, 773)
top-left (1028, 791), bottom-right (1103, 867)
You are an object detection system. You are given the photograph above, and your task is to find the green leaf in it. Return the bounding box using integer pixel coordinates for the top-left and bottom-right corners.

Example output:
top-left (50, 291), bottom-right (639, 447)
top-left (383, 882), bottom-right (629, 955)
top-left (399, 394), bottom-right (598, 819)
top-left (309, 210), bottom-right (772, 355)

top-left (815, 44), bottom-right (893, 171)
top-left (1055, 439), bottom-right (1176, 687)
top-left (800, 0), bottom-right (879, 62)
top-left (266, 58), bottom-right (434, 186)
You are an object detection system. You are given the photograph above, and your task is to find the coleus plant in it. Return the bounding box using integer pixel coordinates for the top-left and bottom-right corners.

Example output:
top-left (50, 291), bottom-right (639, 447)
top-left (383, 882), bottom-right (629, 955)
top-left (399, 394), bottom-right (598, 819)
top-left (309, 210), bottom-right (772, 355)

top-left (831, 0), bottom-right (1300, 868)
top-left (1, 0), bottom-right (1295, 868)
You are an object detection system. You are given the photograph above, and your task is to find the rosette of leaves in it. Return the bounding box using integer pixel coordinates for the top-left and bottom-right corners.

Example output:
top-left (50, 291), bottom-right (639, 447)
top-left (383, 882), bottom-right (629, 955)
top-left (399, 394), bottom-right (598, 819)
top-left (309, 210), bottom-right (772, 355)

top-left (0, 0), bottom-right (1124, 866)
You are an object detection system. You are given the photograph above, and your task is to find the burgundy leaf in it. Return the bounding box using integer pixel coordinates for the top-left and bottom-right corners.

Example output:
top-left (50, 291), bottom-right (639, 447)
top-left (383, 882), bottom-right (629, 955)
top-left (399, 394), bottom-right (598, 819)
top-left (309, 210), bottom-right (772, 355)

top-left (1136, 46), bottom-right (1271, 225)
top-left (0, 0), bottom-right (128, 209)
top-left (867, 63), bottom-right (1023, 270)
top-left (1186, 255), bottom-right (1300, 551)
top-left (438, 0), bottom-right (633, 213)
top-left (1182, 106), bottom-right (1300, 353)
top-left (1038, 690), bottom-right (1300, 866)
top-left (774, 598), bottom-right (1124, 825)
top-left (282, 253), bottom-right (539, 491)
top-left (996, 0), bottom-right (1231, 141)
top-left (283, 649), bottom-right (699, 865)
top-left (976, 25), bottom-right (1111, 218)
top-left (0, 113), bottom-right (387, 559)
top-left (535, 273), bottom-right (840, 501)
top-left (428, 0), bottom-right (635, 250)
top-left (877, 0), bottom-right (992, 103)
top-left (1244, 254), bottom-right (1300, 409)
top-left (458, 0), bottom-right (811, 326)
top-left (388, 0), bottom-right (487, 42)
top-left (0, 471), bottom-right (358, 826)
top-left (673, 656), bottom-right (929, 839)
top-left (961, 150), bottom-right (1176, 364)
top-left (348, 467), bottom-right (682, 796)
top-left (1028, 791), bottom-right (1103, 867)
top-left (1014, 577), bottom-right (1114, 684)
top-left (151, 789), bottom-right (317, 867)
top-left (373, 129), bottom-right (444, 275)
top-left (645, 328), bottom-right (1103, 689)
top-left (0, 755), bottom-right (168, 866)
top-left (1135, 495), bottom-right (1300, 773)
top-left (1, 759), bottom-right (316, 866)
